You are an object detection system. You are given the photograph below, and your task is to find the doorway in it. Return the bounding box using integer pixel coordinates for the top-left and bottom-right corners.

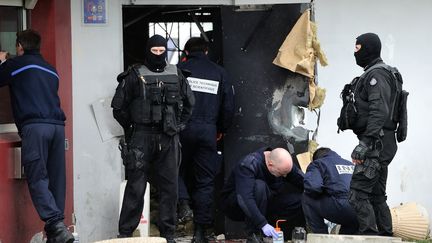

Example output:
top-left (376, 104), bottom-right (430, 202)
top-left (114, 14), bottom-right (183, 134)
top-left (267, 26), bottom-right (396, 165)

top-left (121, 3), bottom-right (309, 238)
top-left (122, 6), bottom-right (222, 69)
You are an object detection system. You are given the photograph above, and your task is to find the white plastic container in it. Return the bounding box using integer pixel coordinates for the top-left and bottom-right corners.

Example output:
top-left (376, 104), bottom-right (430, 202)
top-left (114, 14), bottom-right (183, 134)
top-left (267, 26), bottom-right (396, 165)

top-left (119, 181), bottom-right (150, 236)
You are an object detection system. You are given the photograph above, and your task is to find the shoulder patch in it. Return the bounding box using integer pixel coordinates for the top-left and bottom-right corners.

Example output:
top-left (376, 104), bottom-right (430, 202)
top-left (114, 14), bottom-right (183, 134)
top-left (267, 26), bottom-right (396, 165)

top-left (335, 164), bottom-right (354, 174)
top-left (369, 78), bottom-right (377, 86)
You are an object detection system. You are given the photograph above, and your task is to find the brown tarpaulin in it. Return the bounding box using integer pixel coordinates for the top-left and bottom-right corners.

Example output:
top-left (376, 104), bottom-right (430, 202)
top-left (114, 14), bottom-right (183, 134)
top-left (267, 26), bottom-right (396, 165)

top-left (273, 9), bottom-right (328, 110)
top-left (273, 9), bottom-right (328, 78)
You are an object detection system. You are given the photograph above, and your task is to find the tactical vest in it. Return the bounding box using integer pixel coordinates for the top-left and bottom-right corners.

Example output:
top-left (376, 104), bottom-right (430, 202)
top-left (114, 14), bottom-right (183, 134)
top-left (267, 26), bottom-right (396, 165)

top-left (129, 64), bottom-right (183, 134)
top-left (337, 63), bottom-right (408, 142)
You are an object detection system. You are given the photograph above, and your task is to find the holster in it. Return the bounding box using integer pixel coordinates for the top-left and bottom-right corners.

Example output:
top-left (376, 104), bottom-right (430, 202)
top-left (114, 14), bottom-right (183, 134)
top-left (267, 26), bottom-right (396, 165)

top-left (119, 138), bottom-right (145, 171)
top-left (337, 79), bottom-right (359, 131)
top-left (119, 138), bottom-right (135, 170)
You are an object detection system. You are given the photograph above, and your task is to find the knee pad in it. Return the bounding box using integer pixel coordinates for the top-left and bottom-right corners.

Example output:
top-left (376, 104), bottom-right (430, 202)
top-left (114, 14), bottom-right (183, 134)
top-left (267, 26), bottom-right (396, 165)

top-left (349, 190), bottom-right (369, 209)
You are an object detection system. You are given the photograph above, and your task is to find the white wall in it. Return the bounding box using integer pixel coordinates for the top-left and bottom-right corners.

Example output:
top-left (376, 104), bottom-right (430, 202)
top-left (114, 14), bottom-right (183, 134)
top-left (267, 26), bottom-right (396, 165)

top-left (71, 0), bottom-right (127, 242)
top-left (314, 0), bottom-right (432, 229)
top-left (71, 0), bottom-right (432, 241)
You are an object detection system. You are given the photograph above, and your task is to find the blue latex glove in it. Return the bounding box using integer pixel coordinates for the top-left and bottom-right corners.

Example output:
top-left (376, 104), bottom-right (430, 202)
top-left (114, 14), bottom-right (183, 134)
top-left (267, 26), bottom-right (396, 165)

top-left (261, 224), bottom-right (279, 239)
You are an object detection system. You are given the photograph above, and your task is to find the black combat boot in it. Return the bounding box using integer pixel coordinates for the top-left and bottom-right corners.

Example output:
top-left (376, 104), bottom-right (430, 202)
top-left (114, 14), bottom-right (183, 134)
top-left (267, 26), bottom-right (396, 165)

top-left (246, 233), bottom-right (264, 243)
top-left (45, 221), bottom-right (75, 243)
top-left (177, 199), bottom-right (193, 223)
top-left (192, 224), bottom-right (208, 243)
top-left (165, 236), bottom-right (176, 243)
top-left (117, 233), bottom-right (132, 238)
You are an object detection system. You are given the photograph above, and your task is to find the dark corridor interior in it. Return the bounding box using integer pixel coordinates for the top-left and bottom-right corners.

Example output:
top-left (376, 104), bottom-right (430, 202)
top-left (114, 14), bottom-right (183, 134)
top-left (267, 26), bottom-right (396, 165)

top-left (122, 6), bottom-right (223, 69)
top-left (122, 3), bottom-right (309, 238)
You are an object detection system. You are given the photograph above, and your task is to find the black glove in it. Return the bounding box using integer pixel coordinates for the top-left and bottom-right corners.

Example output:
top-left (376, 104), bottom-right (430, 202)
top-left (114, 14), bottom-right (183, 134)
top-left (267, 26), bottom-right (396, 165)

top-left (177, 123), bottom-right (186, 132)
top-left (119, 138), bottom-right (135, 170)
top-left (351, 141), bottom-right (369, 161)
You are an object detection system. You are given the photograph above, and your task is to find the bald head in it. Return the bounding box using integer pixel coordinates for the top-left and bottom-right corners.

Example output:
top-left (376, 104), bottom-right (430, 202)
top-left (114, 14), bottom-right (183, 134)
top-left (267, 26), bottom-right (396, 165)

top-left (267, 148), bottom-right (293, 177)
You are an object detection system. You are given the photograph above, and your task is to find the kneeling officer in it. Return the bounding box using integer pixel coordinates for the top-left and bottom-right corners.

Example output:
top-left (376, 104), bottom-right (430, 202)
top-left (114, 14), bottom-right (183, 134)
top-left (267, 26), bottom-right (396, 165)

top-left (303, 148), bottom-right (358, 234)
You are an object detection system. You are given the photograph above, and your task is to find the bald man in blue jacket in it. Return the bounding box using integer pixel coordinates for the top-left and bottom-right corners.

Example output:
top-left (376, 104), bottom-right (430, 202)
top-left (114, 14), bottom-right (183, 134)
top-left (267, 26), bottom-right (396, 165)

top-left (221, 147), bottom-right (305, 243)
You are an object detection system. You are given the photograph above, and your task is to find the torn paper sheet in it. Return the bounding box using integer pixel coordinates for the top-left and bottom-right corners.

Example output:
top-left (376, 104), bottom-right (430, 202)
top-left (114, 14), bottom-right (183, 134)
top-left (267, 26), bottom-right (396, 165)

top-left (91, 97), bottom-right (124, 142)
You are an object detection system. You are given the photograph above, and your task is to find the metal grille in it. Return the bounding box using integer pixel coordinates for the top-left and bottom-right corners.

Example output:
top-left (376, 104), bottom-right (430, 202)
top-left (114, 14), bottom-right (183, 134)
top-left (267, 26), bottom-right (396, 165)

top-left (149, 21), bottom-right (213, 64)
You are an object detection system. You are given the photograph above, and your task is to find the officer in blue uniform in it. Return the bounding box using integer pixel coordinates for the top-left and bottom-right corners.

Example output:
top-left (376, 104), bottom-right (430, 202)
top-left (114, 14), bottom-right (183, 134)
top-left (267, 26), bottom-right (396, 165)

top-left (0, 30), bottom-right (73, 243)
top-left (112, 35), bottom-right (195, 243)
top-left (220, 148), bottom-right (305, 243)
top-left (176, 37), bottom-right (235, 243)
top-left (303, 147), bottom-right (358, 234)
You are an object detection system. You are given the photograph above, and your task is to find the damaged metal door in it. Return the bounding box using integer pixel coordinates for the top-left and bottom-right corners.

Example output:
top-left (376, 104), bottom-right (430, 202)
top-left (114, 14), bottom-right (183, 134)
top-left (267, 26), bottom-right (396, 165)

top-left (220, 4), bottom-right (311, 237)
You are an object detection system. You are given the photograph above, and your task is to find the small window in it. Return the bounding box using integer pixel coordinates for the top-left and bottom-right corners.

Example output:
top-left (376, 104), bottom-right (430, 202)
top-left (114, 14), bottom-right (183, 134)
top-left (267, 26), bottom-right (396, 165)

top-left (0, 6), bottom-right (23, 131)
top-left (149, 21), bottom-right (213, 64)
top-left (122, 6), bottom-right (221, 69)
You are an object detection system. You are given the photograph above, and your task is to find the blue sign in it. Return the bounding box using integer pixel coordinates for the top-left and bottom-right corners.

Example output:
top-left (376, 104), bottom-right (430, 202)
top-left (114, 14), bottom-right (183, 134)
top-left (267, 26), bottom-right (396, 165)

top-left (83, 0), bottom-right (107, 24)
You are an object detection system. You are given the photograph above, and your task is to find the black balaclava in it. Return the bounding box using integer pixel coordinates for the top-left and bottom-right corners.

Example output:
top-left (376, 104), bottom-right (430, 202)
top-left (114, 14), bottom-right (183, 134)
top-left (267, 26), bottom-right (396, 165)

top-left (145, 34), bottom-right (167, 72)
top-left (354, 33), bottom-right (381, 68)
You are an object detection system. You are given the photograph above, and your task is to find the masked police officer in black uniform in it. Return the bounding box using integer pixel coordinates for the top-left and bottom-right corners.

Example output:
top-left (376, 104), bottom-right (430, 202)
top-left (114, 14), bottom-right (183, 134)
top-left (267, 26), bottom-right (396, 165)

top-left (177, 37), bottom-right (235, 243)
top-left (112, 35), bottom-right (195, 242)
top-left (344, 33), bottom-right (399, 236)
top-left (0, 30), bottom-right (73, 243)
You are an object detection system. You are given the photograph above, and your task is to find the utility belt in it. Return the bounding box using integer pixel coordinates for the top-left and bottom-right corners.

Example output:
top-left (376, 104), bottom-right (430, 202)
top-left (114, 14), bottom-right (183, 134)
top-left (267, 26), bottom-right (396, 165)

top-left (133, 123), bottom-right (163, 132)
top-left (130, 102), bottom-right (181, 136)
top-left (382, 128), bottom-right (397, 135)
top-left (118, 124), bottom-right (163, 172)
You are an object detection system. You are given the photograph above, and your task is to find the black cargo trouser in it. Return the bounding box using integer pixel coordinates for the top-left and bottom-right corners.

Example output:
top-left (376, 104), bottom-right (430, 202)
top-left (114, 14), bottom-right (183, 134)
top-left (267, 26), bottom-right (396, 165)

top-left (119, 129), bottom-right (180, 238)
top-left (178, 123), bottom-right (219, 225)
top-left (302, 193), bottom-right (358, 234)
top-left (349, 130), bottom-right (397, 236)
top-left (220, 180), bottom-right (271, 235)
top-left (21, 124), bottom-right (66, 230)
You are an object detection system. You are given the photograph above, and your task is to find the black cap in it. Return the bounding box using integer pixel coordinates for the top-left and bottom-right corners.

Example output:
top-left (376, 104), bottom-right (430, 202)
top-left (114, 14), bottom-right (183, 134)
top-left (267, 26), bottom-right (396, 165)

top-left (146, 34), bottom-right (167, 50)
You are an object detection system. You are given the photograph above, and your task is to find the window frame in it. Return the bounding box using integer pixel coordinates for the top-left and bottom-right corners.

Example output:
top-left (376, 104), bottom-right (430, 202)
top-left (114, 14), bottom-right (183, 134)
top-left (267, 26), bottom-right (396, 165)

top-left (0, 5), bottom-right (26, 133)
top-left (0, 0), bottom-right (24, 7)
top-left (148, 21), bottom-right (214, 64)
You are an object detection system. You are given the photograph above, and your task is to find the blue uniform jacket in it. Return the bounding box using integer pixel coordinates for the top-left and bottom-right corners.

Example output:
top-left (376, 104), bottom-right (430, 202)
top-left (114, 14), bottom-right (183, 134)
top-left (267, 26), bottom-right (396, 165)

top-left (304, 150), bottom-right (354, 198)
top-left (221, 147), bottom-right (304, 228)
top-left (0, 50), bottom-right (65, 131)
top-left (177, 52), bottom-right (234, 132)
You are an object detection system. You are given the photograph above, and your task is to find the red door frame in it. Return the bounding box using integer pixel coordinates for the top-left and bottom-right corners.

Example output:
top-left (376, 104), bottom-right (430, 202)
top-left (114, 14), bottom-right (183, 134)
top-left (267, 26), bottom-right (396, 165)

top-left (31, 0), bottom-right (74, 233)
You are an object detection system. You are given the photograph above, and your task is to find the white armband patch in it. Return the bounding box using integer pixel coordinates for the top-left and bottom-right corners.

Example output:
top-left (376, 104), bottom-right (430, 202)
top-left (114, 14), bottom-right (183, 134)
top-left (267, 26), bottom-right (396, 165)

top-left (336, 164), bottom-right (354, 174)
top-left (187, 77), bottom-right (219, 95)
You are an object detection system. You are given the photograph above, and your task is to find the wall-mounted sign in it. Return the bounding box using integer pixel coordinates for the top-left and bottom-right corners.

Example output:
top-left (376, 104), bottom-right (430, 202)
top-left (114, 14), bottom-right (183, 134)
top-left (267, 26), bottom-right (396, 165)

top-left (83, 0), bottom-right (107, 25)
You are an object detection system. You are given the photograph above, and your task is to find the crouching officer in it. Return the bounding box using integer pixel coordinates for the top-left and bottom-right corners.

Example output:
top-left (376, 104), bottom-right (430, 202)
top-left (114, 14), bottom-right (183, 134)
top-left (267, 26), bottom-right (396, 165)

top-left (111, 34), bottom-right (195, 243)
top-left (303, 148), bottom-right (358, 234)
top-left (220, 148), bottom-right (305, 243)
top-left (338, 33), bottom-right (402, 236)
top-left (177, 37), bottom-right (235, 243)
